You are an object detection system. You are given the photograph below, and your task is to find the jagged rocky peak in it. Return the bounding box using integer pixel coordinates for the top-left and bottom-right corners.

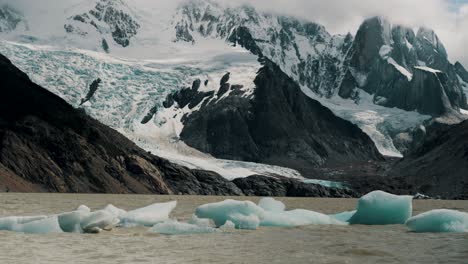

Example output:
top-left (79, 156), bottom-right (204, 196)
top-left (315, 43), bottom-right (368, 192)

top-left (454, 61), bottom-right (468, 83)
top-left (416, 27), bottom-right (448, 58)
top-left (0, 5), bottom-right (25, 33)
top-left (65, 0), bottom-right (140, 47)
top-left (342, 16), bottom-right (467, 115)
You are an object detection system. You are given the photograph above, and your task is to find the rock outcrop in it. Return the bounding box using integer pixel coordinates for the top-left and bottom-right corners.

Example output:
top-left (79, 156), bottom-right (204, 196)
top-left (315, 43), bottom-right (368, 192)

top-left (164, 57), bottom-right (383, 175)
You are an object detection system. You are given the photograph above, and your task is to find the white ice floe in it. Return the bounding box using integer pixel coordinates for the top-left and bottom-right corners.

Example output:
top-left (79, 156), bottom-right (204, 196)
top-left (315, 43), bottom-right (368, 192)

top-left (195, 198), bottom-right (345, 230)
top-left (119, 201), bottom-right (177, 227)
top-left (149, 220), bottom-right (218, 235)
top-left (349, 191), bottom-right (413, 225)
top-left (406, 209), bottom-right (468, 233)
top-left (0, 216), bottom-right (63, 234)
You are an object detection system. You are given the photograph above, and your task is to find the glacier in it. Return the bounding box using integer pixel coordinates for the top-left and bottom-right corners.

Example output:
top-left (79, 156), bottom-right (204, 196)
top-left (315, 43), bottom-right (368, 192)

top-left (0, 0), bottom-right (442, 168)
top-left (406, 209), bottom-right (468, 233)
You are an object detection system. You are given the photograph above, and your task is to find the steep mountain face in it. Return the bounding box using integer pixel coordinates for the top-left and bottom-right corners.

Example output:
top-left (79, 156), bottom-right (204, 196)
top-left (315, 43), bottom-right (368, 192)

top-left (174, 2), bottom-right (467, 116)
top-left (389, 120), bottom-right (468, 199)
top-left (342, 17), bottom-right (467, 115)
top-left (455, 62), bottom-right (468, 83)
top-left (174, 0), bottom-right (352, 98)
top-left (162, 57), bottom-right (383, 174)
top-left (64, 0), bottom-right (139, 47)
top-left (0, 52), bottom-right (358, 197)
top-left (0, 0), bottom-right (466, 159)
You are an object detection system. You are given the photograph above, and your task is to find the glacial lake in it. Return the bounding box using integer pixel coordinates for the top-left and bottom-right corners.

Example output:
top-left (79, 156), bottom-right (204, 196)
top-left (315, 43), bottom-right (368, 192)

top-left (0, 193), bottom-right (467, 264)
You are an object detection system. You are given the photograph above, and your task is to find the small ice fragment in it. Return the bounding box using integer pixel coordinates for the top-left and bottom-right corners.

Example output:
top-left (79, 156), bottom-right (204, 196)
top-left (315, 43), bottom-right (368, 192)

top-left (149, 220), bottom-right (217, 235)
top-left (228, 213), bottom-right (260, 230)
top-left (258, 197), bottom-right (286, 212)
top-left (195, 199), bottom-right (264, 228)
top-left (406, 209), bottom-right (468, 233)
top-left (119, 201), bottom-right (177, 227)
top-left (103, 204), bottom-right (127, 218)
top-left (220, 220), bottom-right (236, 230)
top-left (330, 210), bottom-right (356, 223)
top-left (58, 209), bottom-right (90, 233)
top-left (349, 191), bottom-right (413, 225)
top-left (80, 210), bottom-right (119, 233)
top-left (0, 216), bottom-right (47, 231)
top-left (187, 214), bottom-right (213, 227)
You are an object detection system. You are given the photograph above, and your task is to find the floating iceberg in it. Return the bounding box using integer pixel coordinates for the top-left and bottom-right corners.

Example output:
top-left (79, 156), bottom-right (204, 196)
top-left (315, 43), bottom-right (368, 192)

top-left (195, 199), bottom-right (264, 229)
top-left (0, 216), bottom-right (47, 231)
top-left (195, 198), bottom-right (345, 230)
top-left (0, 216), bottom-right (63, 234)
top-left (149, 220), bottom-right (218, 235)
top-left (406, 209), bottom-right (468, 233)
top-left (349, 191), bottom-right (413, 225)
top-left (262, 209), bottom-right (345, 227)
top-left (119, 201), bottom-right (177, 227)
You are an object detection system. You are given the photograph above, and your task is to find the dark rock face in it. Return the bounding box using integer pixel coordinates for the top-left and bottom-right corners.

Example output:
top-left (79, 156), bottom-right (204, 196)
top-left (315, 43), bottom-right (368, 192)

top-left (389, 120), bottom-right (468, 199)
top-left (80, 78), bottom-right (101, 106)
top-left (64, 0), bottom-right (140, 47)
top-left (164, 58), bottom-right (382, 175)
top-left (455, 62), bottom-right (468, 83)
top-left (342, 17), bottom-right (467, 115)
top-left (233, 175), bottom-right (357, 198)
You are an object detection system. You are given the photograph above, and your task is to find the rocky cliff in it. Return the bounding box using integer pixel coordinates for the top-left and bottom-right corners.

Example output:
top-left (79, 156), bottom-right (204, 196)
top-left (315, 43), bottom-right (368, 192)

top-left (163, 57), bottom-right (383, 175)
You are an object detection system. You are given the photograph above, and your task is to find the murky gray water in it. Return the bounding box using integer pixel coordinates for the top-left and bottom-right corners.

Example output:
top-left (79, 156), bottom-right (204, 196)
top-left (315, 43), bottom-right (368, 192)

top-left (0, 193), bottom-right (467, 264)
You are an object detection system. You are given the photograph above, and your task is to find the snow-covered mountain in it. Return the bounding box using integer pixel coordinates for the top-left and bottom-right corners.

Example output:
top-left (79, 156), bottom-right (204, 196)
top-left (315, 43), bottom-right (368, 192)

top-left (0, 0), bottom-right (467, 178)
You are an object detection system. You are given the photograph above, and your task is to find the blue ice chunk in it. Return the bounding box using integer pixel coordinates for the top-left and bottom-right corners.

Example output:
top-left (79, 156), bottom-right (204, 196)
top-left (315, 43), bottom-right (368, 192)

top-left (349, 191), bottom-right (413, 225)
top-left (406, 209), bottom-right (468, 233)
